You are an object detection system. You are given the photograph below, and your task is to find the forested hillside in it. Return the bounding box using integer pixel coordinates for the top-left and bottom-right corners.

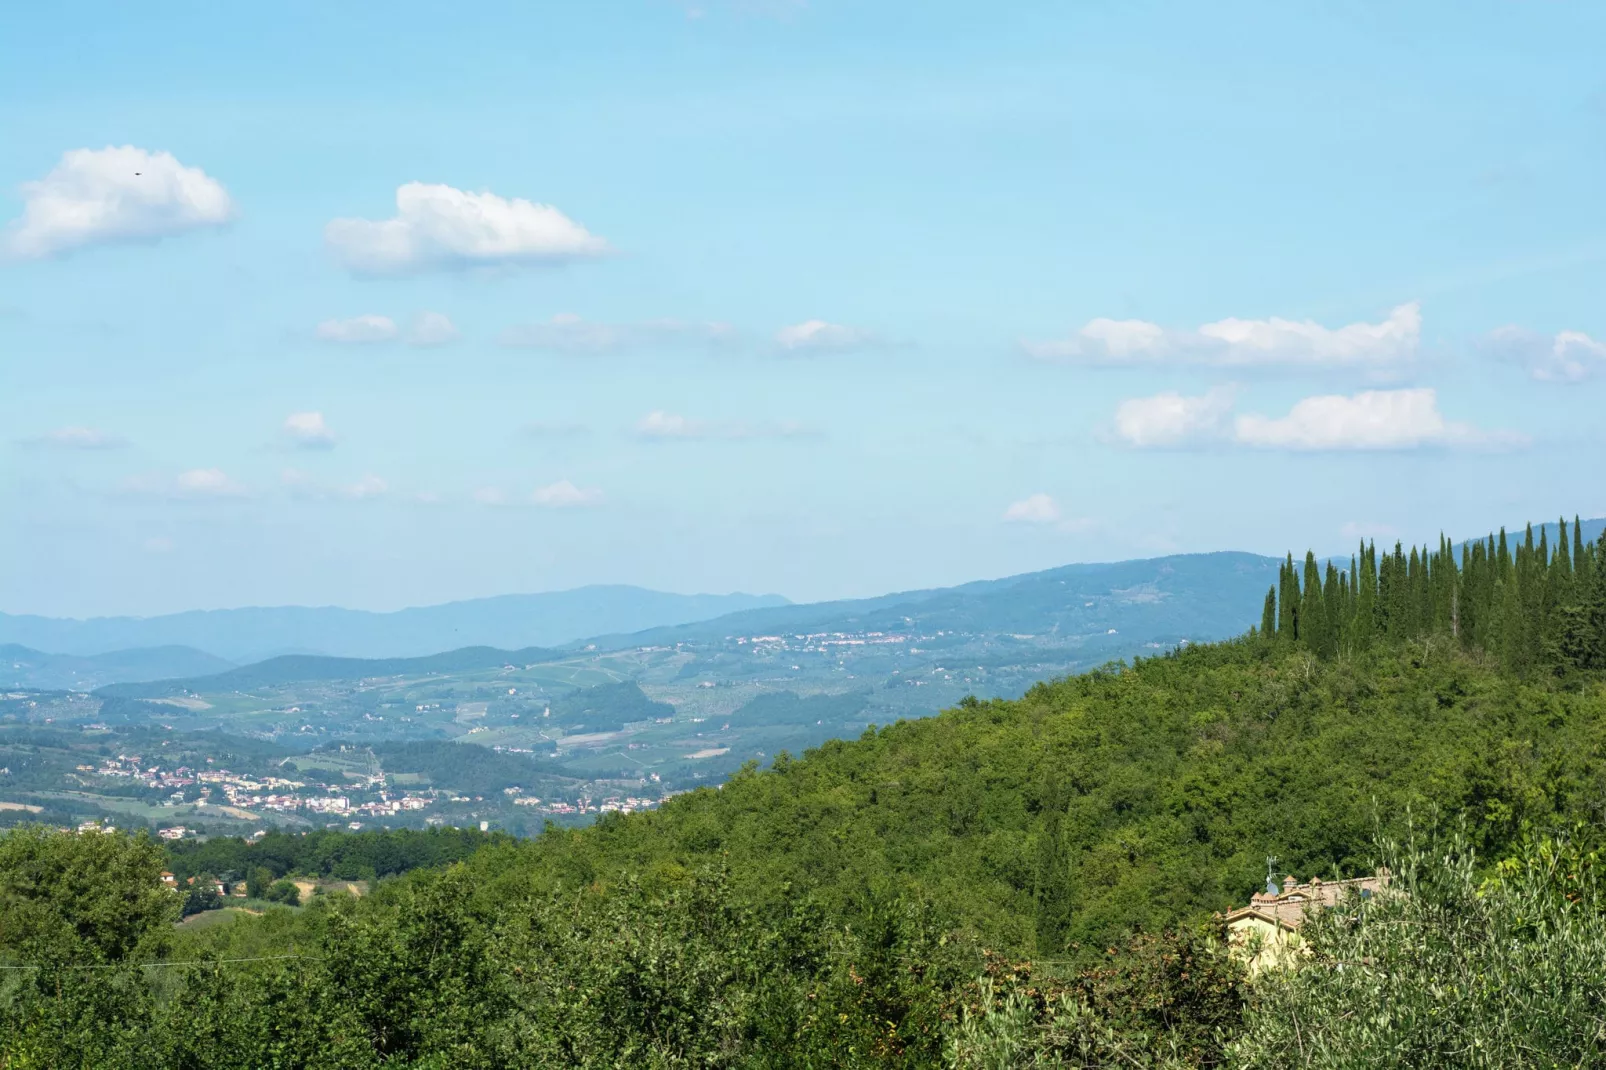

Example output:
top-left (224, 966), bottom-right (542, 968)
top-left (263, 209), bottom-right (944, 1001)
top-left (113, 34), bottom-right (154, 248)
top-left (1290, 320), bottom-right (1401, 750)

top-left (5, 519), bottom-right (1606, 1067)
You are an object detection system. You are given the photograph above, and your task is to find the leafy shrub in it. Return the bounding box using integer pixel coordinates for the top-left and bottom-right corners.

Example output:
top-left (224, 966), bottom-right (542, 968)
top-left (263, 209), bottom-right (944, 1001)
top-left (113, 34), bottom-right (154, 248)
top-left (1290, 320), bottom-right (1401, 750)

top-left (264, 879), bottom-right (302, 906)
top-left (1231, 826), bottom-right (1606, 1069)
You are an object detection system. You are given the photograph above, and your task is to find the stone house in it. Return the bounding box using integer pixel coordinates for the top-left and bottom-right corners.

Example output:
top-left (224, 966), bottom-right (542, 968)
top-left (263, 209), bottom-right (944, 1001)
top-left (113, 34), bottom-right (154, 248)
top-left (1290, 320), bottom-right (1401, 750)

top-left (1224, 868), bottom-right (1389, 975)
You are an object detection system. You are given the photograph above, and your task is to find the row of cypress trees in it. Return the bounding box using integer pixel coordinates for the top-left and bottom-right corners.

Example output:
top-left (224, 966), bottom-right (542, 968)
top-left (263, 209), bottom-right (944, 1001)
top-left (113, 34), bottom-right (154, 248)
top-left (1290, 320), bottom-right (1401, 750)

top-left (1258, 517), bottom-right (1606, 675)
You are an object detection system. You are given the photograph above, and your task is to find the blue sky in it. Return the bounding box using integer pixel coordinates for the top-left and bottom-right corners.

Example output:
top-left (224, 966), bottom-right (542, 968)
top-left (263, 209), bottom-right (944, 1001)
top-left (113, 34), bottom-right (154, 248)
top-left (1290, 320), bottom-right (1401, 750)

top-left (4, 0), bottom-right (1605, 617)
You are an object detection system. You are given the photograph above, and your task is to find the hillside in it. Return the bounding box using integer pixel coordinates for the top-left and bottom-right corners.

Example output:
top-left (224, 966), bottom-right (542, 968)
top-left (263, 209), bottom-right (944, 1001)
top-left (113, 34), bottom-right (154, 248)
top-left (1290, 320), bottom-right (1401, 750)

top-left (97, 644), bottom-right (561, 699)
top-left (0, 586), bottom-right (789, 662)
top-left (493, 635), bottom-right (1606, 953)
top-left (0, 644), bottom-right (235, 691)
top-left (6, 521), bottom-right (1606, 1067)
top-left (586, 551), bottom-right (1281, 651)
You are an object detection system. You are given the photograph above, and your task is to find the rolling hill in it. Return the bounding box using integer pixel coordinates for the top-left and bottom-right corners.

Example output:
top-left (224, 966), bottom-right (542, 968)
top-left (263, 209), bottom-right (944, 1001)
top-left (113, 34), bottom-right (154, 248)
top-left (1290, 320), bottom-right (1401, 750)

top-left (0, 644), bottom-right (237, 691)
top-left (0, 586), bottom-right (789, 662)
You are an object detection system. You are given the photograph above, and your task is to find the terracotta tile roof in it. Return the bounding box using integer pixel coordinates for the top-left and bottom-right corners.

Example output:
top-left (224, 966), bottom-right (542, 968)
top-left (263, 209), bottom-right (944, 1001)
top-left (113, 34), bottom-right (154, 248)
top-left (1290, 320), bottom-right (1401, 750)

top-left (1224, 871), bottom-right (1389, 931)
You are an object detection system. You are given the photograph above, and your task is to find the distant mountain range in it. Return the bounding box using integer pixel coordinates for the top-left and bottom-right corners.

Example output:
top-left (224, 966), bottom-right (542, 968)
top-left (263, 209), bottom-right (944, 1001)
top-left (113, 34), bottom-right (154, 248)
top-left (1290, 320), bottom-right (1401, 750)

top-left (1, 644), bottom-right (236, 691)
top-left (0, 587), bottom-right (789, 664)
top-left (86, 550), bottom-right (1285, 700)
top-left (586, 550), bottom-right (1282, 653)
top-left (97, 645), bottom-right (558, 699)
top-left (10, 519), bottom-right (1601, 694)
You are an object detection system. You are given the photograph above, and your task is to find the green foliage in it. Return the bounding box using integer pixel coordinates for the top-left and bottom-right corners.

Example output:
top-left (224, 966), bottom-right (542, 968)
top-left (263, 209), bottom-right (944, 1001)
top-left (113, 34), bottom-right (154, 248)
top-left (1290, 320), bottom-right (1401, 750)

top-left (1264, 522), bottom-right (1606, 677)
top-left (263, 879), bottom-right (301, 906)
top-left (548, 679), bottom-right (674, 731)
top-left (166, 825), bottom-right (499, 884)
top-left (1230, 826), bottom-right (1606, 1068)
top-left (7, 516), bottom-right (1606, 1066)
top-left (0, 826), bottom-right (176, 966)
top-left (944, 932), bottom-right (1246, 1068)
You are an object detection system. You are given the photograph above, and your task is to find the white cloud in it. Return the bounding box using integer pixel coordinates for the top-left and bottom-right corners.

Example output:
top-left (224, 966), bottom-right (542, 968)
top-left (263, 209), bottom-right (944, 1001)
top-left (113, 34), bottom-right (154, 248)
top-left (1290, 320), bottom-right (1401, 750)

top-left (282, 468), bottom-right (389, 501)
top-left (19, 426), bottom-right (127, 449)
top-left (1483, 325), bottom-right (1606, 382)
top-left (500, 313), bottom-right (736, 354)
top-left (634, 410), bottom-right (814, 440)
top-left (5, 146), bottom-right (234, 259)
top-left (325, 182), bottom-right (609, 275)
top-left (175, 468), bottom-right (246, 496)
top-left (1111, 388), bottom-right (1236, 448)
top-left (1003, 493), bottom-right (1059, 524)
top-left (1024, 302), bottom-right (1422, 369)
top-left (1002, 493), bottom-right (1094, 532)
top-left (473, 486), bottom-right (508, 506)
top-left (316, 315), bottom-right (399, 343)
top-left (123, 468), bottom-right (248, 500)
top-left (1233, 388), bottom-right (1500, 450)
top-left (408, 311), bottom-right (459, 346)
top-left (282, 411), bottom-right (337, 449)
top-left (531, 479), bottom-right (604, 508)
top-left (1340, 521), bottom-right (1398, 543)
top-left (1112, 387), bottom-right (1522, 452)
top-left (636, 410), bottom-right (704, 439)
top-left (774, 319), bottom-right (881, 353)
top-left (342, 474), bottom-right (389, 500)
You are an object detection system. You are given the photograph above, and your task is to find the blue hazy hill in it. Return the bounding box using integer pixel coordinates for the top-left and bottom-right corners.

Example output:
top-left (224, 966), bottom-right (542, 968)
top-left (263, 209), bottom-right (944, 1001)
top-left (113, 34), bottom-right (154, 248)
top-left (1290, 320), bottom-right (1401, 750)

top-left (0, 587), bottom-right (790, 663)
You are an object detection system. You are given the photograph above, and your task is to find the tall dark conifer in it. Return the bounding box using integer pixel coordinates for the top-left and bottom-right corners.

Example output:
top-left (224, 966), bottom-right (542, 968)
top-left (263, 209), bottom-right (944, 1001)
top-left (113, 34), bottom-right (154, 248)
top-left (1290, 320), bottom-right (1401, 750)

top-left (1301, 552), bottom-right (1324, 652)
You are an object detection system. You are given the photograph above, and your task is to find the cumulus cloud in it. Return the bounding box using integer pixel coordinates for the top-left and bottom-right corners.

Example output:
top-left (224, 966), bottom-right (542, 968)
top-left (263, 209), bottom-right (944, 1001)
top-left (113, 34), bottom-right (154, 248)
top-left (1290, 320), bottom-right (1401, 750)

top-left (500, 313), bottom-right (736, 354)
top-left (281, 468), bottom-right (388, 500)
top-left (1002, 493), bottom-right (1059, 524)
top-left (316, 315), bottom-right (399, 343)
top-left (175, 468), bottom-right (247, 496)
top-left (408, 311), bottom-right (459, 346)
top-left (1025, 302), bottom-right (1421, 370)
top-left (634, 410), bottom-right (813, 440)
top-left (1232, 388), bottom-right (1518, 450)
top-left (1482, 325), bottom-right (1606, 382)
top-left (473, 486), bottom-right (509, 506)
top-left (122, 468), bottom-right (248, 500)
top-left (325, 182), bottom-right (609, 275)
top-left (282, 411), bottom-right (337, 450)
top-left (636, 410), bottom-right (703, 439)
top-left (18, 426), bottom-right (127, 449)
top-left (774, 319), bottom-right (882, 353)
top-left (531, 479), bottom-right (604, 507)
top-left (1111, 388), bottom-right (1236, 448)
top-left (5, 146), bottom-right (234, 259)
top-left (1111, 387), bottom-right (1522, 452)
top-left (1001, 493), bottom-right (1094, 532)
top-left (315, 312), bottom-right (459, 346)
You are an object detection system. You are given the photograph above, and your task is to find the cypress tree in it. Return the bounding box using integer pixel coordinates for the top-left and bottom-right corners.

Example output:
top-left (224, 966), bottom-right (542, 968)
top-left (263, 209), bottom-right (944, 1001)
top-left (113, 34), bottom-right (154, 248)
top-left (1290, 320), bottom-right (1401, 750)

top-left (1279, 554), bottom-right (1301, 640)
top-left (1354, 541), bottom-right (1377, 649)
top-left (1301, 551), bottom-right (1324, 651)
top-left (1321, 562), bottom-right (1341, 658)
top-left (1261, 586), bottom-right (1277, 640)
top-left (1577, 516), bottom-right (1594, 597)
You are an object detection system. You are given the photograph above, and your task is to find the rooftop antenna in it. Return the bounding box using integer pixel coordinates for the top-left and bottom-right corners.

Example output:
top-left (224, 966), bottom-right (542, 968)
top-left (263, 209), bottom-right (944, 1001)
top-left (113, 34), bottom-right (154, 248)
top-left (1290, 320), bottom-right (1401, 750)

top-left (1265, 855), bottom-right (1281, 896)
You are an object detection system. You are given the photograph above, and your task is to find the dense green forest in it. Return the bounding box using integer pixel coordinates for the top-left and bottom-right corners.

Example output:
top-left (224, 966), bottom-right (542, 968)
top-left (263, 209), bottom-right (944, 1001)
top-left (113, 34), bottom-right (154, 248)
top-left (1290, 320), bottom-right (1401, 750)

top-left (5, 520), bottom-right (1606, 1066)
